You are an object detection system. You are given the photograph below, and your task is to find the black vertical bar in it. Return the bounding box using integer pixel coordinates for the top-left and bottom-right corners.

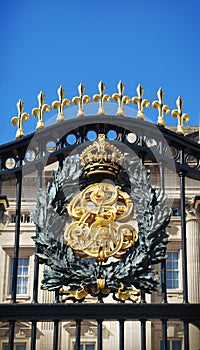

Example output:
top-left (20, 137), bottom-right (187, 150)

top-left (8, 321), bottom-right (15, 350)
top-left (119, 320), bottom-right (124, 350)
top-left (161, 320), bottom-right (168, 350)
top-left (9, 170), bottom-right (22, 350)
top-left (159, 143), bottom-right (167, 304)
top-left (179, 170), bottom-right (188, 304)
top-left (140, 289), bottom-right (146, 303)
top-left (11, 171), bottom-right (22, 302)
top-left (53, 289), bottom-right (60, 350)
top-left (31, 321), bottom-right (37, 350)
top-left (141, 320), bottom-right (146, 350)
top-left (75, 320), bottom-right (81, 350)
top-left (159, 144), bottom-right (168, 347)
top-left (183, 321), bottom-right (189, 350)
top-left (31, 165), bottom-right (43, 350)
top-left (97, 320), bottom-right (103, 350)
top-left (32, 165), bottom-right (43, 303)
top-left (53, 320), bottom-right (59, 350)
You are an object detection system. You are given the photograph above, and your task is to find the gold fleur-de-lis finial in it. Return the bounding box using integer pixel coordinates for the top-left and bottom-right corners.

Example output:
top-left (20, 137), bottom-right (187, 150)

top-left (152, 87), bottom-right (170, 127)
top-left (93, 81), bottom-right (110, 115)
top-left (32, 91), bottom-right (50, 130)
top-left (112, 81), bottom-right (130, 116)
top-left (171, 96), bottom-right (190, 135)
top-left (72, 83), bottom-right (90, 117)
top-left (52, 85), bottom-right (70, 122)
top-left (11, 99), bottom-right (30, 139)
top-left (132, 84), bottom-right (150, 120)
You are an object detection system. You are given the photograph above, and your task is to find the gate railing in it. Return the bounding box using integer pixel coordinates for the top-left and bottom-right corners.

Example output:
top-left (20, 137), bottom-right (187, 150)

top-left (0, 116), bottom-right (200, 350)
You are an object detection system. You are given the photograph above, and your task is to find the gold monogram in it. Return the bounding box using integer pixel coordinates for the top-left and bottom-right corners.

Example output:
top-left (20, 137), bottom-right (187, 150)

top-left (65, 183), bottom-right (137, 262)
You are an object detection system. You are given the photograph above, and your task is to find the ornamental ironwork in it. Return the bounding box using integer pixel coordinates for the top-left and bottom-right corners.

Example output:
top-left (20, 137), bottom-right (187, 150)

top-left (32, 133), bottom-right (170, 303)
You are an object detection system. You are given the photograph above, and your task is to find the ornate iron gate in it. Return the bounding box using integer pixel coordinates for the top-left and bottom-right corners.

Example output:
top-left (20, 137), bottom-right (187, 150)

top-left (0, 83), bottom-right (199, 350)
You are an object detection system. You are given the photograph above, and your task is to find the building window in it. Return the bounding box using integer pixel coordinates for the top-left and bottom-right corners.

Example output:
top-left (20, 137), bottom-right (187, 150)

top-left (4, 345), bottom-right (26, 350)
top-left (166, 252), bottom-right (179, 289)
top-left (9, 258), bottom-right (29, 295)
top-left (160, 339), bottom-right (182, 350)
top-left (74, 344), bottom-right (95, 350)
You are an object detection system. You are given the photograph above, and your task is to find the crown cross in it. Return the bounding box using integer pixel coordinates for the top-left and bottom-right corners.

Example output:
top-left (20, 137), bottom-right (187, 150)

top-left (152, 87), bottom-right (170, 127)
top-left (171, 96), bottom-right (190, 135)
top-left (93, 81), bottom-right (110, 115)
top-left (72, 83), bottom-right (90, 117)
top-left (11, 99), bottom-right (30, 139)
top-left (32, 91), bottom-right (50, 130)
top-left (112, 81), bottom-right (130, 116)
top-left (132, 84), bottom-right (150, 120)
top-left (52, 85), bottom-right (70, 122)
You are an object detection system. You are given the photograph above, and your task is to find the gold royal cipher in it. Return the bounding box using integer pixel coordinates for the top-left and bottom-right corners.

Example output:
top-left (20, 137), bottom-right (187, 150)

top-left (65, 134), bottom-right (138, 263)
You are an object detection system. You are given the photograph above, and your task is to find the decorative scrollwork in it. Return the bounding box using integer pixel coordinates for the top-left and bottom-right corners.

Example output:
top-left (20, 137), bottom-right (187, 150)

top-left (65, 183), bottom-right (136, 262)
top-left (32, 151), bottom-right (170, 303)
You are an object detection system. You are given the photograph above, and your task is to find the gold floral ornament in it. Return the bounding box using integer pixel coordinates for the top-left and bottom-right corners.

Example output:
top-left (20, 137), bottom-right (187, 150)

top-left (152, 87), bottom-right (170, 127)
top-left (11, 99), bottom-right (30, 139)
top-left (132, 84), bottom-right (150, 120)
top-left (93, 81), bottom-right (110, 115)
top-left (112, 80), bottom-right (130, 116)
top-left (72, 83), bottom-right (90, 117)
top-left (52, 85), bottom-right (70, 122)
top-left (32, 91), bottom-right (50, 130)
top-left (171, 96), bottom-right (190, 135)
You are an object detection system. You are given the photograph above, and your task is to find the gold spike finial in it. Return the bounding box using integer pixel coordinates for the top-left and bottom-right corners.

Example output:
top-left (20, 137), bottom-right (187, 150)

top-left (171, 96), bottom-right (190, 135)
top-left (152, 87), bottom-right (170, 127)
top-left (32, 91), bottom-right (50, 130)
top-left (72, 83), bottom-right (90, 117)
top-left (132, 84), bottom-right (150, 120)
top-left (93, 81), bottom-right (110, 115)
top-left (11, 99), bottom-right (30, 139)
top-left (112, 81), bottom-right (130, 116)
top-left (52, 85), bottom-right (70, 122)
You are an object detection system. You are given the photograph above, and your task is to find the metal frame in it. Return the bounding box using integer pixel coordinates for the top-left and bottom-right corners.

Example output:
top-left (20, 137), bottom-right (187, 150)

top-left (0, 116), bottom-right (200, 350)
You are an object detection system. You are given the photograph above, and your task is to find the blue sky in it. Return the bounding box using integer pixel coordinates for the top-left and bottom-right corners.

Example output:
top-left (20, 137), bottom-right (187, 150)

top-left (0, 0), bottom-right (200, 145)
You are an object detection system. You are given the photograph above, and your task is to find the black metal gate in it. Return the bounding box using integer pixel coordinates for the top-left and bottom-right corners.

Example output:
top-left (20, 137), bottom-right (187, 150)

top-left (0, 115), bottom-right (199, 350)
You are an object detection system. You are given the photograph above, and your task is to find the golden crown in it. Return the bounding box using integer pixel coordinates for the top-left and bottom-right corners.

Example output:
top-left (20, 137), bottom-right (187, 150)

top-left (80, 134), bottom-right (124, 178)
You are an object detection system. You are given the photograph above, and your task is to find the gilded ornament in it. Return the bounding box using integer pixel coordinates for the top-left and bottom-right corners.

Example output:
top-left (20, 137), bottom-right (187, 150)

top-left (80, 133), bottom-right (124, 178)
top-left (112, 81), bottom-right (130, 116)
top-left (132, 84), bottom-right (150, 120)
top-left (93, 81), bottom-right (110, 115)
top-left (152, 87), bottom-right (170, 127)
top-left (52, 85), bottom-right (70, 122)
top-left (171, 96), bottom-right (190, 135)
top-left (11, 99), bottom-right (30, 139)
top-left (72, 83), bottom-right (90, 117)
top-left (65, 182), bottom-right (136, 262)
top-left (32, 91), bottom-right (50, 130)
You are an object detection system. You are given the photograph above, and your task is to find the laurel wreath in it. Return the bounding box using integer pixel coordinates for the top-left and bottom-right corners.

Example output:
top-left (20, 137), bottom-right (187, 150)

top-left (32, 156), bottom-right (170, 300)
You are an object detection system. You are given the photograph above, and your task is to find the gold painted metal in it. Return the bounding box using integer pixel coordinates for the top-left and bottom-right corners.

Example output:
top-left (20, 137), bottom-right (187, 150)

top-left (72, 83), bottom-right (90, 117)
top-left (80, 134), bottom-right (124, 177)
top-left (114, 283), bottom-right (140, 302)
top-left (171, 96), bottom-right (190, 135)
top-left (112, 80), bottom-right (130, 116)
top-left (93, 81), bottom-right (110, 115)
top-left (152, 87), bottom-right (170, 127)
top-left (65, 182), bottom-right (137, 262)
top-left (132, 84), bottom-right (150, 120)
top-left (32, 91), bottom-right (50, 130)
top-left (60, 285), bottom-right (88, 302)
top-left (52, 85), bottom-right (70, 122)
top-left (11, 99), bottom-right (30, 139)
